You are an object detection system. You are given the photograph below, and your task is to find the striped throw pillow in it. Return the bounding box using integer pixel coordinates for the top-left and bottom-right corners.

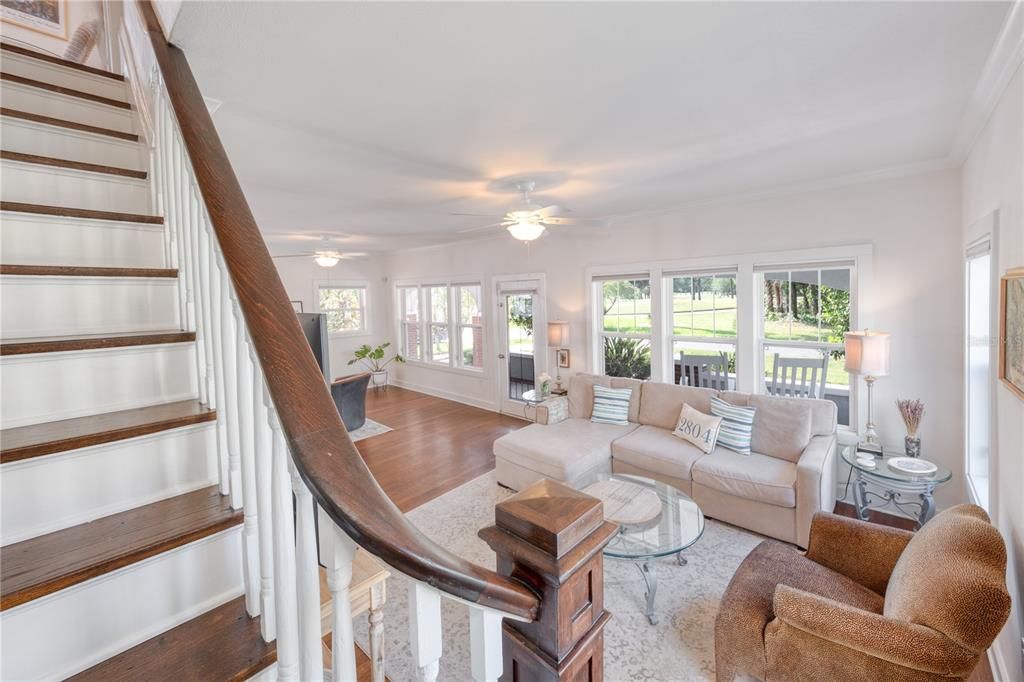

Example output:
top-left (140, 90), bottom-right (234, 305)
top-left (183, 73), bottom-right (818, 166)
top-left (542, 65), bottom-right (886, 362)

top-left (590, 385), bottom-right (633, 426)
top-left (710, 396), bottom-right (756, 454)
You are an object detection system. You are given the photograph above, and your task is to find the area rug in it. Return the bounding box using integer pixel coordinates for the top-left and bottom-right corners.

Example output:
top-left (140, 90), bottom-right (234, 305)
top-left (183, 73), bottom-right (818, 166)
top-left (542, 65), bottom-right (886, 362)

top-left (353, 471), bottom-right (764, 681)
top-left (348, 419), bottom-right (392, 442)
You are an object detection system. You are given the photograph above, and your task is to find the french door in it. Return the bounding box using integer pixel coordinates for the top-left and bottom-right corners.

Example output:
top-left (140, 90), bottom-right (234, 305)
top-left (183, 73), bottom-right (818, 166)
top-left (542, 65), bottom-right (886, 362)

top-left (495, 277), bottom-right (546, 417)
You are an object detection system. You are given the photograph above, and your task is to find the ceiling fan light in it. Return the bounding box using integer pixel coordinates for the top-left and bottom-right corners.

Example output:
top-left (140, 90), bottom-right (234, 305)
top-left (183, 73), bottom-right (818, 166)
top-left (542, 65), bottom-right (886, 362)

top-left (507, 220), bottom-right (546, 242)
top-left (314, 254), bottom-right (341, 268)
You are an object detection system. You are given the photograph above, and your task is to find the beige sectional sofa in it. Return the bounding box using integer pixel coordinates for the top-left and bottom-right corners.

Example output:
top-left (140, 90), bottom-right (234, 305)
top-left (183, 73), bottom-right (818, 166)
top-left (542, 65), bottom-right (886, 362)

top-left (493, 373), bottom-right (837, 548)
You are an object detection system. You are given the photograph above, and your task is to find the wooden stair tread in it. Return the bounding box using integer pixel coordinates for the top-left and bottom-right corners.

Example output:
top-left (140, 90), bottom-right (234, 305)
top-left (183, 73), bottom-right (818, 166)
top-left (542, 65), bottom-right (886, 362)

top-left (0, 399), bottom-right (215, 463)
top-left (1, 330), bottom-right (194, 356)
top-left (0, 107), bottom-right (138, 141)
top-left (0, 201), bottom-right (162, 225)
top-left (0, 43), bottom-right (126, 81)
top-left (0, 486), bottom-right (240, 611)
top-left (0, 264), bottom-right (175, 278)
top-left (70, 595), bottom-right (380, 682)
top-left (1, 72), bottom-right (131, 110)
top-left (1, 150), bottom-right (147, 179)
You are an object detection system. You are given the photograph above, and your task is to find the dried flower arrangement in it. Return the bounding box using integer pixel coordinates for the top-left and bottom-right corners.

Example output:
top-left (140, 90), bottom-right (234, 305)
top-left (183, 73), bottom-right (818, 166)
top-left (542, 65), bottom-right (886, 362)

top-left (896, 398), bottom-right (925, 437)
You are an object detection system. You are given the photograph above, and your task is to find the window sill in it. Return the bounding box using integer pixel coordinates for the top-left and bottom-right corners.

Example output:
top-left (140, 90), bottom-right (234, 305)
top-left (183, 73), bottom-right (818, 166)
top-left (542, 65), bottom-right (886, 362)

top-left (328, 330), bottom-right (372, 339)
top-left (404, 359), bottom-right (486, 378)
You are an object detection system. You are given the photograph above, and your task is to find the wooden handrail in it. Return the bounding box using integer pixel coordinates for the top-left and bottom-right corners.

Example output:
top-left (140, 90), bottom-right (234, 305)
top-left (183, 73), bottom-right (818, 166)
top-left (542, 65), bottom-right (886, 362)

top-left (135, 0), bottom-right (539, 621)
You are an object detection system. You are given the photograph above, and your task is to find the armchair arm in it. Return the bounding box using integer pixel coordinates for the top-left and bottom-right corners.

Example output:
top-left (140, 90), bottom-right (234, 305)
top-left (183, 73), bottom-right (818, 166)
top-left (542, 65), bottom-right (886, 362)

top-left (804, 512), bottom-right (913, 594)
top-left (795, 435), bottom-right (837, 548)
top-left (536, 396), bottom-right (568, 425)
top-left (770, 585), bottom-right (975, 677)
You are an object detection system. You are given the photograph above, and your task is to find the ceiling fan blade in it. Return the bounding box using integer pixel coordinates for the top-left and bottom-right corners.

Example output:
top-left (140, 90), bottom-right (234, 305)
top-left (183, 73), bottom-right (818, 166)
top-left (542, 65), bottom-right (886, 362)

top-left (537, 204), bottom-right (571, 218)
top-left (542, 216), bottom-right (608, 228)
top-left (449, 212), bottom-right (507, 218)
top-left (339, 252), bottom-right (369, 259)
top-left (458, 222), bottom-right (507, 234)
top-left (271, 253), bottom-right (316, 259)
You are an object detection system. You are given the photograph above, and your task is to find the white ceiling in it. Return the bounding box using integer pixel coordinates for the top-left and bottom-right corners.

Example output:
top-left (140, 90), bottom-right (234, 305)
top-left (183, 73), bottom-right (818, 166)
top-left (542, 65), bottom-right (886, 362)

top-left (171, 1), bottom-right (1012, 253)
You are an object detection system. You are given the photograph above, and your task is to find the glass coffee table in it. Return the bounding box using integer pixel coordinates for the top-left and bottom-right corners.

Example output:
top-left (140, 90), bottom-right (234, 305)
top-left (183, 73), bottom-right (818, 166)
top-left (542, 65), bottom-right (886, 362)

top-left (577, 472), bottom-right (704, 624)
top-left (841, 448), bottom-right (952, 529)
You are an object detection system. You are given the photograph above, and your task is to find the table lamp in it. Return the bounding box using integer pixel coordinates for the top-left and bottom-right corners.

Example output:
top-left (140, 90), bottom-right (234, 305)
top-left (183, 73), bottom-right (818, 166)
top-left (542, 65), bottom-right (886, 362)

top-left (844, 330), bottom-right (891, 454)
top-left (547, 321), bottom-right (570, 391)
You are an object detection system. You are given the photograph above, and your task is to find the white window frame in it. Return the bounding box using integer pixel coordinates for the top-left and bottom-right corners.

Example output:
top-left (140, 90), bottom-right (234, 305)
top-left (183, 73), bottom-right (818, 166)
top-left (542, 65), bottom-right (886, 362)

top-left (426, 284), bottom-right (450, 365)
top-left (455, 284), bottom-right (484, 370)
top-left (397, 285), bottom-right (422, 362)
top-left (664, 270), bottom-right (740, 387)
top-left (586, 244), bottom-right (871, 435)
top-left (394, 278), bottom-right (486, 375)
top-left (315, 280), bottom-right (369, 337)
top-left (593, 274), bottom-right (654, 379)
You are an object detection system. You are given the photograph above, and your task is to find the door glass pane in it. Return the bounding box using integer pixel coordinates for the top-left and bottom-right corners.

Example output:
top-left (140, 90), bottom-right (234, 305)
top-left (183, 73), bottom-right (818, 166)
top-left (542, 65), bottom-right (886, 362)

top-left (506, 294), bottom-right (534, 399)
top-left (966, 253), bottom-right (990, 508)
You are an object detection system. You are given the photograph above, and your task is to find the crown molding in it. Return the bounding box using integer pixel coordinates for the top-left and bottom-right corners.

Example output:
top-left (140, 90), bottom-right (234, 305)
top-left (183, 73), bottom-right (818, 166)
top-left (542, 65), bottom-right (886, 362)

top-left (950, 1), bottom-right (1024, 162)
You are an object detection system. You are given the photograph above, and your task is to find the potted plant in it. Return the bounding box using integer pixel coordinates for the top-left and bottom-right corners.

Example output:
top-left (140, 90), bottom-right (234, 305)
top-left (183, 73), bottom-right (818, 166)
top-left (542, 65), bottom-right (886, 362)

top-left (348, 342), bottom-right (405, 389)
top-left (896, 398), bottom-right (924, 457)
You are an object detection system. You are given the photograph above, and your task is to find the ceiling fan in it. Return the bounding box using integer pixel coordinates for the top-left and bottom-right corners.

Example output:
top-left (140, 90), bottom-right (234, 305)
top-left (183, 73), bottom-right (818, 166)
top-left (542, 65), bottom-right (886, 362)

top-left (272, 247), bottom-right (367, 269)
top-left (450, 180), bottom-right (607, 242)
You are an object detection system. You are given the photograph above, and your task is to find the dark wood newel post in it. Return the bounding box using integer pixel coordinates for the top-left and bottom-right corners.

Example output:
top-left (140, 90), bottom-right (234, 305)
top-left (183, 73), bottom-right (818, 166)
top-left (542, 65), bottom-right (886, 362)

top-left (479, 479), bottom-right (618, 681)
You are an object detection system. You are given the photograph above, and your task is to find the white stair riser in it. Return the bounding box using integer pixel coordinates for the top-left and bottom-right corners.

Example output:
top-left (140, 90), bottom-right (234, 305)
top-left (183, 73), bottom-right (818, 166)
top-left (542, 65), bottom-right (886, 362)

top-left (0, 528), bottom-right (243, 681)
top-left (0, 275), bottom-right (179, 338)
top-left (0, 344), bottom-right (198, 428)
top-left (2, 424), bottom-right (218, 545)
top-left (1, 161), bottom-right (153, 213)
top-left (0, 212), bottom-right (167, 267)
top-left (1, 81), bottom-right (136, 134)
top-left (1, 117), bottom-right (147, 170)
top-left (0, 51), bottom-right (129, 101)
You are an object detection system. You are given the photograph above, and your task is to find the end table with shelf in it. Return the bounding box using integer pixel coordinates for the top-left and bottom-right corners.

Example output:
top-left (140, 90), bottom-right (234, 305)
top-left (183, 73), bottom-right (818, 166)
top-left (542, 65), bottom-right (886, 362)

top-left (840, 447), bottom-right (951, 529)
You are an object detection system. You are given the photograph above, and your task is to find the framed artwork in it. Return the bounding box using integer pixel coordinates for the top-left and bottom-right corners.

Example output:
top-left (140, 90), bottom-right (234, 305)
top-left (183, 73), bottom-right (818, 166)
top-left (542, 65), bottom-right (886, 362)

top-left (557, 348), bottom-right (570, 368)
top-left (999, 267), bottom-right (1024, 401)
top-left (1, 0), bottom-right (68, 40)
top-left (290, 300), bottom-right (304, 313)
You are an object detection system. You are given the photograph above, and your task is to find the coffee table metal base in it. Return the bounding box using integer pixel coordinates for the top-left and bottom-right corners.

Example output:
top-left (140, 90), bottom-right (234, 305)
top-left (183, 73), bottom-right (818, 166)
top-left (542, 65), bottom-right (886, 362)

top-left (630, 551), bottom-right (689, 625)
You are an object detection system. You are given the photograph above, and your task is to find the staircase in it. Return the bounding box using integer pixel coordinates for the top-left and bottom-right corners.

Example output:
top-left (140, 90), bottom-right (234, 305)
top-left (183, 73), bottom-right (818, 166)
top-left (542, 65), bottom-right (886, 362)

top-left (0, 42), bottom-right (246, 679)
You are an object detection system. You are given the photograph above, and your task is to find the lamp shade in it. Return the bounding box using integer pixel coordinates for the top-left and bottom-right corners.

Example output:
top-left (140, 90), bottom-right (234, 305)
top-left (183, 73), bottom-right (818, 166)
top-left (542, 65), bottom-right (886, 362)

top-left (548, 321), bottom-right (570, 348)
top-left (844, 330), bottom-right (891, 377)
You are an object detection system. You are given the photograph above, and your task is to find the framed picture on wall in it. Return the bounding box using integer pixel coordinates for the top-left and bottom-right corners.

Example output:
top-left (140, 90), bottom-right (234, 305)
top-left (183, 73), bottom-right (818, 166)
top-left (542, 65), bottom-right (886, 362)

top-left (1, 0), bottom-right (68, 40)
top-left (557, 348), bottom-right (570, 368)
top-left (999, 266), bottom-right (1024, 401)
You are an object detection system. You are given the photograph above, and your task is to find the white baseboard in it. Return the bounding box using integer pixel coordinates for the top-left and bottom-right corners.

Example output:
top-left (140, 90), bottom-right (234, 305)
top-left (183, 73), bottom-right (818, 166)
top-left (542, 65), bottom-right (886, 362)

top-left (389, 378), bottom-right (498, 412)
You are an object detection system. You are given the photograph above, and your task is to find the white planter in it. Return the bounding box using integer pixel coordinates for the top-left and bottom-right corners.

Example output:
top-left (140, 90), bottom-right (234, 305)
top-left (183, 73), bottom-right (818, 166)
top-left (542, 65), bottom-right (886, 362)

top-left (370, 370), bottom-right (388, 389)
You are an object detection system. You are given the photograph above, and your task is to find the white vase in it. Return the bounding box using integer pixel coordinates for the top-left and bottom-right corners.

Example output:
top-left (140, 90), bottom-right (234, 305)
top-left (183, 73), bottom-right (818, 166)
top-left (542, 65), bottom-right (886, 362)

top-left (370, 370), bottom-right (388, 389)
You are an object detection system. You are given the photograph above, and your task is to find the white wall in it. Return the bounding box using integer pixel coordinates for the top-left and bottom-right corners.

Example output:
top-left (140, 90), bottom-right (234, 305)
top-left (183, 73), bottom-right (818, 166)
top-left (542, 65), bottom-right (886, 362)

top-left (961, 63), bottom-right (1023, 681)
top-left (272, 254), bottom-right (393, 380)
top-left (386, 168), bottom-right (966, 507)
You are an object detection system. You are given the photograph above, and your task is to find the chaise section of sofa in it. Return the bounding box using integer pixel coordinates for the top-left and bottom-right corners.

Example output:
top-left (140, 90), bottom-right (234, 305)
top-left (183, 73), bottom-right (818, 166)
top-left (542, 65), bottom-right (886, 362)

top-left (493, 373), bottom-right (837, 548)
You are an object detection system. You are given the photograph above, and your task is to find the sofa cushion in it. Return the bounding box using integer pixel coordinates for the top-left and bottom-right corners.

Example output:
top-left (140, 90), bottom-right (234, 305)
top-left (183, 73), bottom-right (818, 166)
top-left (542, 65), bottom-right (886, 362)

top-left (612, 424), bottom-right (707, 482)
top-left (610, 376), bottom-right (644, 423)
top-left (568, 373), bottom-right (612, 419)
top-left (692, 448), bottom-right (797, 508)
top-left (591, 385), bottom-right (633, 425)
top-left (748, 395), bottom-right (813, 462)
top-left (710, 395), bottom-right (755, 455)
top-left (884, 504), bottom-right (1011, 653)
top-left (493, 417), bottom-right (637, 483)
top-left (672, 403), bottom-right (722, 454)
top-left (638, 381), bottom-right (717, 430)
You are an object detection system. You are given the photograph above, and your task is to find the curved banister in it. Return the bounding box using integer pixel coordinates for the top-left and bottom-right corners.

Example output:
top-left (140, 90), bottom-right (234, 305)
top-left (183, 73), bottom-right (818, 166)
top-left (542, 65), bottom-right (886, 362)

top-left (135, 0), bottom-right (539, 621)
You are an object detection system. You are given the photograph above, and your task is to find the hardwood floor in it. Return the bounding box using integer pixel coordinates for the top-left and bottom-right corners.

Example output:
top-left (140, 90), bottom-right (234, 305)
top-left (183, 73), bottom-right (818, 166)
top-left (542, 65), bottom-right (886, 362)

top-left (358, 387), bottom-right (523, 512)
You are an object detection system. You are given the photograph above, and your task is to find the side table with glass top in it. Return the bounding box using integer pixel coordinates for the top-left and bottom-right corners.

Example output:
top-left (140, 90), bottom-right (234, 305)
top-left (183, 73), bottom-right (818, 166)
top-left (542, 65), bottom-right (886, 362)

top-left (841, 447), bottom-right (952, 529)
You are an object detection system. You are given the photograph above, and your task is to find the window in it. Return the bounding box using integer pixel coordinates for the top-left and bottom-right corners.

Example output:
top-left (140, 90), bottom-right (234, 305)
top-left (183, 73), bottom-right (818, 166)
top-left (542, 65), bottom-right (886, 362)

top-left (398, 286), bottom-right (421, 361)
top-left (317, 284), bottom-right (367, 335)
top-left (757, 264), bottom-right (853, 426)
top-left (598, 277), bottom-right (652, 379)
top-left (457, 284), bottom-right (483, 369)
top-left (667, 271), bottom-right (737, 388)
top-left (965, 239), bottom-right (991, 509)
top-left (396, 281), bottom-right (484, 371)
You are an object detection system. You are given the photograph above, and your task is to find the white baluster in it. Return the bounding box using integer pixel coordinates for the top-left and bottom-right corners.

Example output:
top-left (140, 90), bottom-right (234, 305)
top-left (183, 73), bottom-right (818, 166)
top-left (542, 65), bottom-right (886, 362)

top-left (160, 101), bottom-right (186, 327)
top-left (318, 509), bottom-right (357, 682)
top-left (291, 465), bottom-right (325, 681)
top-left (409, 583), bottom-right (442, 682)
top-left (270, 409), bottom-right (300, 681)
top-left (469, 606), bottom-right (503, 682)
top-left (219, 264), bottom-right (243, 509)
top-left (234, 312), bottom-right (261, 618)
top-left (252, 363), bottom-right (276, 641)
top-left (189, 187), bottom-right (213, 406)
top-left (207, 241), bottom-right (230, 496)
